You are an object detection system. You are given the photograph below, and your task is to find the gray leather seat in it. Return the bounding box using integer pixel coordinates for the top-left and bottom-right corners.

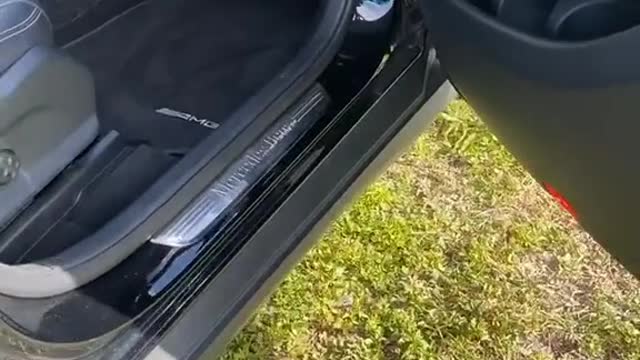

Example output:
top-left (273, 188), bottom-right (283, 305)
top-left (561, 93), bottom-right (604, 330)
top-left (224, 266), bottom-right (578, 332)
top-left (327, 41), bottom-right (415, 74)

top-left (0, 0), bottom-right (99, 228)
top-left (0, 0), bottom-right (52, 73)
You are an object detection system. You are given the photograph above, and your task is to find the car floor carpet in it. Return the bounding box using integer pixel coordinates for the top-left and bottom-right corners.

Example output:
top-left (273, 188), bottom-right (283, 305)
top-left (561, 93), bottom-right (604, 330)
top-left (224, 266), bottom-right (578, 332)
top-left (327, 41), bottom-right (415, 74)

top-left (65, 0), bottom-right (317, 152)
top-left (0, 0), bottom-right (321, 343)
top-left (0, 0), bottom-right (317, 264)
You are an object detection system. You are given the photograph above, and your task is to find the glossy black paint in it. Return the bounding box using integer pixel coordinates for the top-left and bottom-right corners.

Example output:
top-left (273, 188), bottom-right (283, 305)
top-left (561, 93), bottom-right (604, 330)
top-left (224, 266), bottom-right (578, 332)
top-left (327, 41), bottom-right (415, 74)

top-left (0, 1), bottom-right (446, 359)
top-left (152, 16), bottom-right (449, 360)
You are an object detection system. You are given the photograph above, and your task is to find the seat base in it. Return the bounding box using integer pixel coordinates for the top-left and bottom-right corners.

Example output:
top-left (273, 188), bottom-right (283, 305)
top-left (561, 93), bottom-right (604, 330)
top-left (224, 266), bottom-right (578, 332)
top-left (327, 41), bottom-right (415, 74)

top-left (0, 47), bottom-right (98, 228)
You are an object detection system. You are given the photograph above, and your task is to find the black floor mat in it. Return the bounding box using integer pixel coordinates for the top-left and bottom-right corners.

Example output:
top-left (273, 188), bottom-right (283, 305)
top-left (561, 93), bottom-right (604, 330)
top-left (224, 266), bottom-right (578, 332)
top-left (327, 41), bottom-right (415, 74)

top-left (0, 0), bottom-right (321, 342)
top-left (66, 0), bottom-right (317, 151)
top-left (0, 0), bottom-right (317, 260)
top-left (44, 0), bottom-right (109, 30)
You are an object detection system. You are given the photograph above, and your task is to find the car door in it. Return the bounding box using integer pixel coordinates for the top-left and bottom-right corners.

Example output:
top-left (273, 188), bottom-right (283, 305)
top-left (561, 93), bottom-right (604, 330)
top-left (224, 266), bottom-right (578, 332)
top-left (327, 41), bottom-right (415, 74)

top-left (420, 0), bottom-right (640, 277)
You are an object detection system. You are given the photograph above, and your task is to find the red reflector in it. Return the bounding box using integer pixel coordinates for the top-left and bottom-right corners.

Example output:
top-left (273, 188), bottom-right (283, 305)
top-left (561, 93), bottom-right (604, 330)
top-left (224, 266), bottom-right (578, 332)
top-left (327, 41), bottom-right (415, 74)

top-left (543, 182), bottom-right (578, 219)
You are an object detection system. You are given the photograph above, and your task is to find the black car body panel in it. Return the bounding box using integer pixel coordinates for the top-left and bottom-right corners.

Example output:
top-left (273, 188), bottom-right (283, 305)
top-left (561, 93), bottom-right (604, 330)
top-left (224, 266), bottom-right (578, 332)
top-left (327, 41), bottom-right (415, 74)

top-left (144, 2), bottom-right (455, 358)
top-left (421, 0), bottom-right (640, 278)
top-left (150, 36), bottom-right (455, 360)
top-left (153, 78), bottom-right (455, 360)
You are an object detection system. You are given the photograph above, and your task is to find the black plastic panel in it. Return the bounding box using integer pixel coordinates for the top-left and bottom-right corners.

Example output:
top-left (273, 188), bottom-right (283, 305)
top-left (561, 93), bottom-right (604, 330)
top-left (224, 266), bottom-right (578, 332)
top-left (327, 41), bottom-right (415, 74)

top-left (462, 0), bottom-right (640, 40)
top-left (550, 0), bottom-right (640, 41)
top-left (422, 0), bottom-right (640, 276)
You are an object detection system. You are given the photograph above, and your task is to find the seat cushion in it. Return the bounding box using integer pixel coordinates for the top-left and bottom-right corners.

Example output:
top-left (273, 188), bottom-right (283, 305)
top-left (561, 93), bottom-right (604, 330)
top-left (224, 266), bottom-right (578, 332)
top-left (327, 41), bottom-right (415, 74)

top-left (0, 1), bottom-right (98, 228)
top-left (0, 47), bottom-right (99, 228)
top-left (0, 0), bottom-right (52, 73)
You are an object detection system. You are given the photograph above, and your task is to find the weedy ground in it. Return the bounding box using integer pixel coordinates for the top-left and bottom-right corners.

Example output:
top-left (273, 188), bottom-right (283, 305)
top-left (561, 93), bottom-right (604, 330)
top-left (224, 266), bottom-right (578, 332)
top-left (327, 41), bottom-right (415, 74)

top-left (223, 100), bottom-right (640, 360)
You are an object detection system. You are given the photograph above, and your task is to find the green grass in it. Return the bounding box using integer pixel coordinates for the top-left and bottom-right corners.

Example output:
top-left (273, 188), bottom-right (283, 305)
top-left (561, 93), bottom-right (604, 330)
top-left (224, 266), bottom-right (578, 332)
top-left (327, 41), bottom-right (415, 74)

top-left (222, 100), bottom-right (640, 359)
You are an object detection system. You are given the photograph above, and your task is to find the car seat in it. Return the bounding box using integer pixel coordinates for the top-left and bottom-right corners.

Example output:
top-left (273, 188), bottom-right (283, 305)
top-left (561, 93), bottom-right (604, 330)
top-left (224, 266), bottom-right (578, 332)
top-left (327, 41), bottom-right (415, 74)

top-left (0, 0), bottom-right (99, 227)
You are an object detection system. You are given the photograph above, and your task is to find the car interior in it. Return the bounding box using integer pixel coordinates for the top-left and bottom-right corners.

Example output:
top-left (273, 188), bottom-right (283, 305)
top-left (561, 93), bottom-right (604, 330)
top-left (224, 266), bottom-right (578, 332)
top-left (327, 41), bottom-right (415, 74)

top-left (464, 0), bottom-right (640, 40)
top-left (14, 0), bottom-right (640, 355)
top-left (0, 0), bottom-right (323, 298)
